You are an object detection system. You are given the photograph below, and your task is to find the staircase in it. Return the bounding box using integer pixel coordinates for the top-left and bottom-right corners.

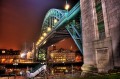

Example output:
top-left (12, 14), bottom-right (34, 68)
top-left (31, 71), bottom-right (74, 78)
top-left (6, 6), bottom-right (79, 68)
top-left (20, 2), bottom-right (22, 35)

top-left (26, 65), bottom-right (46, 78)
top-left (31, 64), bottom-right (43, 73)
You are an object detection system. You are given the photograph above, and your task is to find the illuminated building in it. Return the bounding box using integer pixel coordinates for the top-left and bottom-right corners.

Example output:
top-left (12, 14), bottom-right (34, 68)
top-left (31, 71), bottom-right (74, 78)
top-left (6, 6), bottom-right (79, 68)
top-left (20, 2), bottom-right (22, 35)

top-left (0, 49), bottom-right (39, 75)
top-left (47, 38), bottom-right (83, 74)
top-left (0, 49), bottom-right (20, 64)
top-left (0, 49), bottom-right (20, 74)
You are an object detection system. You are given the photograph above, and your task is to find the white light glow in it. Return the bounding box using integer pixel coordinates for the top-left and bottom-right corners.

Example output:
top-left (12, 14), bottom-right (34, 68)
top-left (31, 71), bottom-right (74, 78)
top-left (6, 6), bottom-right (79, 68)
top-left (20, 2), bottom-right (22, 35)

top-left (65, 4), bottom-right (70, 10)
top-left (43, 33), bottom-right (47, 37)
top-left (47, 27), bottom-right (51, 32)
top-left (54, 19), bottom-right (58, 24)
top-left (21, 53), bottom-right (26, 58)
top-left (2, 50), bottom-right (5, 53)
top-left (40, 36), bottom-right (44, 40)
top-left (43, 41), bottom-right (46, 45)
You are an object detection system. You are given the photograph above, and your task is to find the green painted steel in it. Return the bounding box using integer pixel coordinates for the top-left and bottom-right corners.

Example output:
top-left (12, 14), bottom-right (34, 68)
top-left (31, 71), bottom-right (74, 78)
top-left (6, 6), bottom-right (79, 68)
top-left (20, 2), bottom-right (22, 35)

top-left (66, 21), bottom-right (83, 53)
top-left (41, 1), bottom-right (80, 32)
top-left (41, 9), bottom-right (66, 33)
top-left (39, 1), bottom-right (83, 54)
top-left (54, 1), bottom-right (80, 30)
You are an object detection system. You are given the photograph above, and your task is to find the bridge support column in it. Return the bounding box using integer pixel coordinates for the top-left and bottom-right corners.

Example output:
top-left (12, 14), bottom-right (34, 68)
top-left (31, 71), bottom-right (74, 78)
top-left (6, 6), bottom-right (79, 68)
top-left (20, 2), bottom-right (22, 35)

top-left (80, 0), bottom-right (120, 75)
top-left (80, 0), bottom-right (98, 76)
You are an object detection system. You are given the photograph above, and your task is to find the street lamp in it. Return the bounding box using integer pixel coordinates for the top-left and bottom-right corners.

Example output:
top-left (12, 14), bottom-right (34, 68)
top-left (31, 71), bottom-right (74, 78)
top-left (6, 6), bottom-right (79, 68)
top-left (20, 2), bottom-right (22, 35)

top-left (47, 27), bottom-right (51, 32)
top-left (54, 19), bottom-right (58, 24)
top-left (43, 32), bottom-right (47, 37)
top-left (65, 0), bottom-right (70, 10)
top-left (40, 36), bottom-right (44, 40)
top-left (65, 0), bottom-right (70, 21)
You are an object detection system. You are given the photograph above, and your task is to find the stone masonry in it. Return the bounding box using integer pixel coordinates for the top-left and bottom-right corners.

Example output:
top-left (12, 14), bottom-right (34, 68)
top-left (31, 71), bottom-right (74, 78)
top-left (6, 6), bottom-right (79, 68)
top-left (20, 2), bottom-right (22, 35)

top-left (80, 0), bottom-right (120, 73)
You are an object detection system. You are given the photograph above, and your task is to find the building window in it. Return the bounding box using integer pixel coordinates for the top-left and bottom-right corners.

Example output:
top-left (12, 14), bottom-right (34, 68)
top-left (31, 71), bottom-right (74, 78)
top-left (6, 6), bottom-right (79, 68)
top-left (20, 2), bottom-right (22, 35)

top-left (95, 0), bottom-right (105, 39)
top-left (2, 50), bottom-right (5, 53)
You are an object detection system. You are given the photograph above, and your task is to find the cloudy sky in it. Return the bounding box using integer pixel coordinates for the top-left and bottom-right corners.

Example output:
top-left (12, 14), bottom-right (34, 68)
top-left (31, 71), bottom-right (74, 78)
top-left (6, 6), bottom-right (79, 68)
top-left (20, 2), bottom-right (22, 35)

top-left (0, 0), bottom-right (79, 50)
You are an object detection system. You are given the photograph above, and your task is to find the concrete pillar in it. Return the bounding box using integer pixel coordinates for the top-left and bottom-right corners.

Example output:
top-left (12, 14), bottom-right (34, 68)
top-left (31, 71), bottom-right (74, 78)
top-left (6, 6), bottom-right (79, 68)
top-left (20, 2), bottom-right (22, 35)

top-left (80, 0), bottom-right (97, 74)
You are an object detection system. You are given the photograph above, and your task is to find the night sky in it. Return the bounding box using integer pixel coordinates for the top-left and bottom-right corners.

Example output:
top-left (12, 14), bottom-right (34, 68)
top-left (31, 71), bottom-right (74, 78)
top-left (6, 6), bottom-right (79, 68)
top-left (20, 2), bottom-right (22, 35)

top-left (0, 0), bottom-right (79, 50)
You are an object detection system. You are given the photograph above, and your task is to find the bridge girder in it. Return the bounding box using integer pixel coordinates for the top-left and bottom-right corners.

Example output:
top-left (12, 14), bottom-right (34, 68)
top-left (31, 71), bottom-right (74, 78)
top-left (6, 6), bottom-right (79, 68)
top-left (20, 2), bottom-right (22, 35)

top-left (41, 9), bottom-right (66, 33)
top-left (37, 1), bottom-right (83, 54)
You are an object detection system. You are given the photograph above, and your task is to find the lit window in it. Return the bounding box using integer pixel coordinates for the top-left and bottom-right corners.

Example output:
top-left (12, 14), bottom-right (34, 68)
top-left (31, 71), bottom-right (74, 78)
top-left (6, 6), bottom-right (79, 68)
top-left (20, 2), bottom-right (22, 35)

top-left (2, 50), bottom-right (5, 53)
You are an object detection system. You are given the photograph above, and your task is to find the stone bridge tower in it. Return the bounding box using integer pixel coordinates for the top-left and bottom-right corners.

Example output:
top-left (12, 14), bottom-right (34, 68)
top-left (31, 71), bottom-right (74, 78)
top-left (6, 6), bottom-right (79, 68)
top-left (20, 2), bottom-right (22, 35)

top-left (80, 0), bottom-right (120, 73)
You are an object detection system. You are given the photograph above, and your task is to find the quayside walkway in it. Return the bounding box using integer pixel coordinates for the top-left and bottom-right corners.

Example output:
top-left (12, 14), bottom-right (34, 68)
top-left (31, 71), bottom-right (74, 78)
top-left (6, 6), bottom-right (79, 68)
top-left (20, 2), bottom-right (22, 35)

top-left (0, 76), bottom-right (25, 79)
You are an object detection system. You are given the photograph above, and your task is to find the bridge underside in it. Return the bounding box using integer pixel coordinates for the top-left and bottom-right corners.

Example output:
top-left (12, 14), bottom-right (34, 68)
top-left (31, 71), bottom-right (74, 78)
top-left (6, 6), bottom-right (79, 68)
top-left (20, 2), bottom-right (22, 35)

top-left (36, 1), bottom-right (82, 54)
top-left (40, 28), bottom-right (70, 49)
top-left (33, 1), bottom-right (83, 75)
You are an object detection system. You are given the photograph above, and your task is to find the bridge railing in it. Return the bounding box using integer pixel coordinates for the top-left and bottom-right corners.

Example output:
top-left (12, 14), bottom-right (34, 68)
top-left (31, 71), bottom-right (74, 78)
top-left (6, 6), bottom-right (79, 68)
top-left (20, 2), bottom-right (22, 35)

top-left (54, 1), bottom-right (80, 30)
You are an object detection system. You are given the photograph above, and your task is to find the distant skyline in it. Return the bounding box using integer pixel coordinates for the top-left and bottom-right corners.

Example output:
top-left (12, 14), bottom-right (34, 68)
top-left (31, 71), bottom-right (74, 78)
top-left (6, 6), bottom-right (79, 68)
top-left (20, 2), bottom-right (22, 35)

top-left (0, 0), bottom-right (79, 50)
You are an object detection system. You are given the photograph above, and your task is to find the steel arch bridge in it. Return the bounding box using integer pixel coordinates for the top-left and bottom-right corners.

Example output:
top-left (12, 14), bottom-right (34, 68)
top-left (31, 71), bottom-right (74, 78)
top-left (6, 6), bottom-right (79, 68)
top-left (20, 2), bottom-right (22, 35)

top-left (36, 1), bottom-right (82, 54)
top-left (28, 1), bottom-right (83, 76)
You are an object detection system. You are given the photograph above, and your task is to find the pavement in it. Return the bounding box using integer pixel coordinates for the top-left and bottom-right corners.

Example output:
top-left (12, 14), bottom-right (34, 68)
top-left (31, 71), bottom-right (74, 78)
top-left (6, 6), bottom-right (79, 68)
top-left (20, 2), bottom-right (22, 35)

top-left (0, 76), bottom-right (26, 79)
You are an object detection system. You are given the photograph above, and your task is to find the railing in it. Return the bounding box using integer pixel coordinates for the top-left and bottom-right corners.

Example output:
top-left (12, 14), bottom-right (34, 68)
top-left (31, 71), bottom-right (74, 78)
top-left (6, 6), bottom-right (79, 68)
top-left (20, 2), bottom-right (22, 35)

top-left (31, 64), bottom-right (42, 73)
top-left (26, 65), bottom-right (46, 78)
top-left (54, 1), bottom-right (80, 30)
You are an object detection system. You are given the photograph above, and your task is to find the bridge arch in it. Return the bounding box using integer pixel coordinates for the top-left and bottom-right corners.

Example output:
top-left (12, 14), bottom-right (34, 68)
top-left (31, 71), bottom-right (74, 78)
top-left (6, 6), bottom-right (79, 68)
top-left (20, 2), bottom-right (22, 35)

top-left (36, 1), bottom-right (82, 54)
top-left (41, 9), bottom-right (66, 33)
top-left (34, 1), bottom-right (84, 77)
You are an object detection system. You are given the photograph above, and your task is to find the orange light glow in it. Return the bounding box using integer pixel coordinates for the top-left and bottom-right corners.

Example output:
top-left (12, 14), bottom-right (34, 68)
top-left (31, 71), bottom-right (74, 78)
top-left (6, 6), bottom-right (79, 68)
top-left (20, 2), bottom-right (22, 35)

top-left (10, 59), bottom-right (13, 63)
top-left (2, 59), bottom-right (6, 63)
top-left (75, 56), bottom-right (82, 62)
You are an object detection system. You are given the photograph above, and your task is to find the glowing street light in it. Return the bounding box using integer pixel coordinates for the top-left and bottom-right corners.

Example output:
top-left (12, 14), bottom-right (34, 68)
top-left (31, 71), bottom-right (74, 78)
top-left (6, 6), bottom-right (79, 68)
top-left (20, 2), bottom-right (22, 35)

top-left (38, 39), bottom-right (41, 42)
top-left (65, 0), bottom-right (70, 10)
top-left (40, 36), bottom-right (44, 40)
top-left (43, 32), bottom-right (47, 37)
top-left (54, 19), bottom-right (58, 24)
top-left (47, 27), bottom-right (51, 32)
top-left (65, 4), bottom-right (70, 10)
top-left (36, 42), bottom-right (39, 45)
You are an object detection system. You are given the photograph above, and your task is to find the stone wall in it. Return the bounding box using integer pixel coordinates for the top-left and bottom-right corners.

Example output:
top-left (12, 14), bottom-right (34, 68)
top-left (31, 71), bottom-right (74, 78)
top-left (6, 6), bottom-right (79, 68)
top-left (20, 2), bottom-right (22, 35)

top-left (105, 0), bottom-right (120, 67)
top-left (80, 0), bottom-right (96, 72)
top-left (80, 0), bottom-right (120, 73)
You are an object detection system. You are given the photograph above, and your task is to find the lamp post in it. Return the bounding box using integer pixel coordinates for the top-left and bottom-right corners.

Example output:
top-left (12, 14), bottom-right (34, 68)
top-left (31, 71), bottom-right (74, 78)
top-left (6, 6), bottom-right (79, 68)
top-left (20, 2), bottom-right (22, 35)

top-left (65, 0), bottom-right (70, 11)
top-left (65, 0), bottom-right (70, 21)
